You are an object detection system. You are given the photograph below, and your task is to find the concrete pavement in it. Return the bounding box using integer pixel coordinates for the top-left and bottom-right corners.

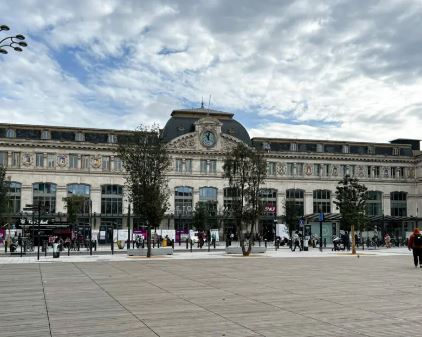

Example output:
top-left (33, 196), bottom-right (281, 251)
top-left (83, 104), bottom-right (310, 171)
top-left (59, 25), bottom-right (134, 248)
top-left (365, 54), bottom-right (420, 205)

top-left (0, 249), bottom-right (421, 337)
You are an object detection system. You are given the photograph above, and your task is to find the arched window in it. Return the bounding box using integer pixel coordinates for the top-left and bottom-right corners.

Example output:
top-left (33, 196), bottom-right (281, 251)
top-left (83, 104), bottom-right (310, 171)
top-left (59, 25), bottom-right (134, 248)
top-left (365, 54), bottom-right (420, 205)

top-left (286, 189), bottom-right (304, 217)
top-left (259, 188), bottom-right (277, 216)
top-left (199, 187), bottom-right (218, 216)
top-left (199, 187), bottom-right (218, 201)
top-left (390, 191), bottom-right (407, 216)
top-left (101, 185), bottom-right (123, 215)
top-left (313, 189), bottom-right (331, 213)
top-left (8, 182), bottom-right (21, 214)
top-left (366, 191), bottom-right (383, 216)
top-left (223, 187), bottom-right (240, 213)
top-left (175, 186), bottom-right (193, 216)
top-left (67, 183), bottom-right (91, 214)
top-left (33, 183), bottom-right (57, 214)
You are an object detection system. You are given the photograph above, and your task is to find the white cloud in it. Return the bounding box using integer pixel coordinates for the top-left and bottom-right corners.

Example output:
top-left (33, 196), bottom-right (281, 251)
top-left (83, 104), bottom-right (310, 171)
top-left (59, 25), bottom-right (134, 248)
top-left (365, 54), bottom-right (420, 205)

top-left (0, 0), bottom-right (421, 143)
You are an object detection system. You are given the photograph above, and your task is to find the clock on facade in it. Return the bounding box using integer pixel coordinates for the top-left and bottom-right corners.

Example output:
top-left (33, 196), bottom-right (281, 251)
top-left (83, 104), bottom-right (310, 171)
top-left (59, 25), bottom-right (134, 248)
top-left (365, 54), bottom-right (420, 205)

top-left (201, 130), bottom-right (216, 147)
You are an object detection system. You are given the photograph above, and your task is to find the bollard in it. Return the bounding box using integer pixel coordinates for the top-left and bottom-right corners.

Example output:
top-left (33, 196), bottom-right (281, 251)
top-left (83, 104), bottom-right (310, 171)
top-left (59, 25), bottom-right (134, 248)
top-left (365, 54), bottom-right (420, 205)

top-left (190, 239), bottom-right (193, 252)
top-left (4, 240), bottom-right (7, 253)
top-left (44, 242), bottom-right (47, 257)
top-left (213, 239), bottom-right (216, 249)
top-left (264, 239), bottom-right (267, 248)
top-left (171, 239), bottom-right (174, 249)
top-left (111, 240), bottom-right (114, 255)
top-left (68, 244), bottom-right (70, 256)
top-left (20, 242), bottom-right (23, 257)
top-left (323, 238), bottom-right (327, 248)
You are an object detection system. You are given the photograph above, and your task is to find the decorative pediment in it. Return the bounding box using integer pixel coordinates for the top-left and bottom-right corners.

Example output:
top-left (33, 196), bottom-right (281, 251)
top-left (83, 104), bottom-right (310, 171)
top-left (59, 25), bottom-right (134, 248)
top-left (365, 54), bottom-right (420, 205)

top-left (168, 134), bottom-right (196, 150)
top-left (221, 134), bottom-right (241, 151)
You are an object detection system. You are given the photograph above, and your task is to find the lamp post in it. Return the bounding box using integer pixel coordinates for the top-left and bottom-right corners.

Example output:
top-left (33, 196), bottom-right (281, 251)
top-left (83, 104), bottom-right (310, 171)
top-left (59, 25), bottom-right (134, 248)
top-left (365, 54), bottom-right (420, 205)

top-left (89, 200), bottom-right (92, 256)
top-left (0, 25), bottom-right (28, 54)
top-left (127, 203), bottom-right (131, 250)
top-left (319, 211), bottom-right (324, 252)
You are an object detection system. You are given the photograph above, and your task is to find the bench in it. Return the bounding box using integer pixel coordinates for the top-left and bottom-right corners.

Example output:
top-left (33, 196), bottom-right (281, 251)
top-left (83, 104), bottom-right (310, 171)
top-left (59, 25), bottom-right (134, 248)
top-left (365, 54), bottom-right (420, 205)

top-left (225, 246), bottom-right (267, 254)
top-left (127, 247), bottom-right (174, 256)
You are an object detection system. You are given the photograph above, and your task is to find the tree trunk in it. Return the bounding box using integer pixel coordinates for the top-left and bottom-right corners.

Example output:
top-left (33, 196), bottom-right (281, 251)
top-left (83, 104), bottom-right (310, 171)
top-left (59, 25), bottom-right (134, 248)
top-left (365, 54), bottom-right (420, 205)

top-left (351, 224), bottom-right (356, 255)
top-left (147, 224), bottom-right (151, 258)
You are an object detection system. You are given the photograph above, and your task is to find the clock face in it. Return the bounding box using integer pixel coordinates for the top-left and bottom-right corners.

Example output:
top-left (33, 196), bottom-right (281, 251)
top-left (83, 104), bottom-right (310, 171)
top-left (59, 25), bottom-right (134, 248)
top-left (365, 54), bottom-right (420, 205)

top-left (201, 131), bottom-right (216, 147)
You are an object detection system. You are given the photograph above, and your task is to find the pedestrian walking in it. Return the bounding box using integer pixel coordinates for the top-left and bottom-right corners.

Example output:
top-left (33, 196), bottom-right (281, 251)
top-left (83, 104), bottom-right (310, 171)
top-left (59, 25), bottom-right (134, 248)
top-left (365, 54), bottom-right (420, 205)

top-left (408, 228), bottom-right (422, 268)
top-left (292, 231), bottom-right (301, 251)
top-left (384, 233), bottom-right (392, 248)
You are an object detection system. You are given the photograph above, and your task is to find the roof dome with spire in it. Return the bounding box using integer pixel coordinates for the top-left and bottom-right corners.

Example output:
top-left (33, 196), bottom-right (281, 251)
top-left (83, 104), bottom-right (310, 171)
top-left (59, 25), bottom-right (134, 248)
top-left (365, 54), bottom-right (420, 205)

top-left (162, 106), bottom-right (251, 145)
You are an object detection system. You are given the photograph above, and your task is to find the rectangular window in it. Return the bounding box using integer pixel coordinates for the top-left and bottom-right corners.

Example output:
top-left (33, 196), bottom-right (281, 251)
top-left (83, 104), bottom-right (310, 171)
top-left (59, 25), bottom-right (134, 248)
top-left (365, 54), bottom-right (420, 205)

top-left (391, 167), bottom-right (396, 178)
top-left (290, 143), bottom-right (298, 151)
top-left (108, 134), bottom-right (118, 143)
top-left (175, 159), bottom-right (183, 172)
top-left (209, 160), bottom-right (216, 173)
top-left (295, 163), bottom-right (303, 176)
top-left (200, 159), bottom-right (208, 173)
top-left (313, 164), bottom-right (321, 176)
top-left (69, 154), bottom-right (78, 169)
top-left (47, 153), bottom-right (55, 168)
top-left (41, 130), bottom-right (50, 140)
top-left (36, 153), bottom-right (44, 167)
top-left (317, 144), bottom-right (324, 152)
top-left (12, 152), bottom-right (20, 168)
top-left (267, 162), bottom-right (276, 176)
top-left (75, 132), bottom-right (85, 142)
top-left (102, 156), bottom-right (110, 171)
top-left (201, 159), bottom-right (216, 173)
top-left (114, 157), bottom-right (122, 171)
top-left (81, 155), bottom-right (90, 169)
top-left (322, 164), bottom-right (330, 176)
top-left (398, 167), bottom-right (405, 178)
top-left (0, 151), bottom-right (7, 167)
top-left (176, 159), bottom-right (192, 173)
top-left (342, 145), bottom-right (349, 154)
top-left (287, 163), bottom-right (294, 175)
top-left (374, 166), bottom-right (380, 178)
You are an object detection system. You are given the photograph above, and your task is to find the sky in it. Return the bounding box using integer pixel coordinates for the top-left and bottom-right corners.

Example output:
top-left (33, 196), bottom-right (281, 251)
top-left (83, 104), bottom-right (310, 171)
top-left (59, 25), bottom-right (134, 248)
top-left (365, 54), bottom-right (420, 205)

top-left (1, 0), bottom-right (422, 143)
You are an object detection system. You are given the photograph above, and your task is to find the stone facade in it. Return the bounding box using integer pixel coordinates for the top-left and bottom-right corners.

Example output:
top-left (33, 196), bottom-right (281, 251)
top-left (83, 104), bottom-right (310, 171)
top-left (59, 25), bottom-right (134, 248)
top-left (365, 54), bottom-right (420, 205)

top-left (1, 108), bottom-right (422, 237)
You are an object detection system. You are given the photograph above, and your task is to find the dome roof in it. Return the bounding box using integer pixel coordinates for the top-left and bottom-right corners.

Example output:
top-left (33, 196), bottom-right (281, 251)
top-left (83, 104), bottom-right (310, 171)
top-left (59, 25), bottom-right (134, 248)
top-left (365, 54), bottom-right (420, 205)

top-left (162, 107), bottom-right (251, 145)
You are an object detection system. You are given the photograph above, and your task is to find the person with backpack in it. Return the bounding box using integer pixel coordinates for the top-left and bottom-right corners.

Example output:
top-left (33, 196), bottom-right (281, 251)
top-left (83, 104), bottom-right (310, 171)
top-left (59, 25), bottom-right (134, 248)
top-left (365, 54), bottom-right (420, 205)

top-left (408, 228), bottom-right (422, 268)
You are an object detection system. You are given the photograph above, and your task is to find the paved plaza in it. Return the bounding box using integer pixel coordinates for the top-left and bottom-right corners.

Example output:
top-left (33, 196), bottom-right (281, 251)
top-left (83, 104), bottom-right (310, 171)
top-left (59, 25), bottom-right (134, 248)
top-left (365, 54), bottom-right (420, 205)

top-left (1, 252), bottom-right (421, 337)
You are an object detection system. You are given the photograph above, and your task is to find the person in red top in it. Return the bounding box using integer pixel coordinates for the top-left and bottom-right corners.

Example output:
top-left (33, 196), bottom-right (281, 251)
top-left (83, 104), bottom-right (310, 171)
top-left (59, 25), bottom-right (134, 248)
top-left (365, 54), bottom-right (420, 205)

top-left (408, 228), bottom-right (422, 268)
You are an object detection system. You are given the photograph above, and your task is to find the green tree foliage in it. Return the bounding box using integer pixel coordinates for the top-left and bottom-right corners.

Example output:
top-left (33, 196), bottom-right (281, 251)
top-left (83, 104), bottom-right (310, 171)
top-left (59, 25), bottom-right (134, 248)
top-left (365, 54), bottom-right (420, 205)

top-left (223, 142), bottom-right (267, 256)
top-left (117, 124), bottom-right (171, 257)
top-left (334, 175), bottom-right (368, 254)
top-left (63, 195), bottom-right (86, 225)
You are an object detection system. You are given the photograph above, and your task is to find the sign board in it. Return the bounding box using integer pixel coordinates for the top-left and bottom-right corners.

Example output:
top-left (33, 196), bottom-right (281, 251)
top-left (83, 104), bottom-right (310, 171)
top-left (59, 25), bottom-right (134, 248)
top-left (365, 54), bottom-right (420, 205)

top-left (319, 212), bottom-right (324, 222)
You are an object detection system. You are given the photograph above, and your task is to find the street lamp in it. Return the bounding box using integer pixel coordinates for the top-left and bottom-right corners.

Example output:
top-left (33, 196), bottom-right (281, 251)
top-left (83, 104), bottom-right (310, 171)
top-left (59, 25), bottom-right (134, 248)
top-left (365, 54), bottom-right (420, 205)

top-left (0, 25), bottom-right (28, 54)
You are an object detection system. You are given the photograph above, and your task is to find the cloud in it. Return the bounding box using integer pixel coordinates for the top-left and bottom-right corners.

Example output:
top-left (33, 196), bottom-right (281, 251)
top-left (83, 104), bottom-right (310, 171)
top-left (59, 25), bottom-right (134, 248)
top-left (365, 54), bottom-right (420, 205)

top-left (0, 0), bottom-right (421, 143)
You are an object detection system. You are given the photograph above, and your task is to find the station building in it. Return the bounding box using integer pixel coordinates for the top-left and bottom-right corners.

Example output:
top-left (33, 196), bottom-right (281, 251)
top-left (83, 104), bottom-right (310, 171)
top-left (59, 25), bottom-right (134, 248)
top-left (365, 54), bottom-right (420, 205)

top-left (1, 106), bottom-right (421, 243)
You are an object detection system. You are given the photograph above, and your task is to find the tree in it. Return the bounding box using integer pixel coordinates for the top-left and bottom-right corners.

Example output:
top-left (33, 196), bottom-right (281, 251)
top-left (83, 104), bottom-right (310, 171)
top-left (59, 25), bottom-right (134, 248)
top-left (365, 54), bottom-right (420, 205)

top-left (223, 142), bottom-right (267, 256)
top-left (334, 175), bottom-right (368, 254)
top-left (63, 195), bottom-right (86, 226)
top-left (117, 124), bottom-right (171, 258)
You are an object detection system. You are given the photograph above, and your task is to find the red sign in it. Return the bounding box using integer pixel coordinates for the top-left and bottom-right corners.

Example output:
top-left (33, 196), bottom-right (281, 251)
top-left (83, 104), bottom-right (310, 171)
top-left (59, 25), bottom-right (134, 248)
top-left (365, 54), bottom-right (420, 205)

top-left (264, 206), bottom-right (276, 212)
